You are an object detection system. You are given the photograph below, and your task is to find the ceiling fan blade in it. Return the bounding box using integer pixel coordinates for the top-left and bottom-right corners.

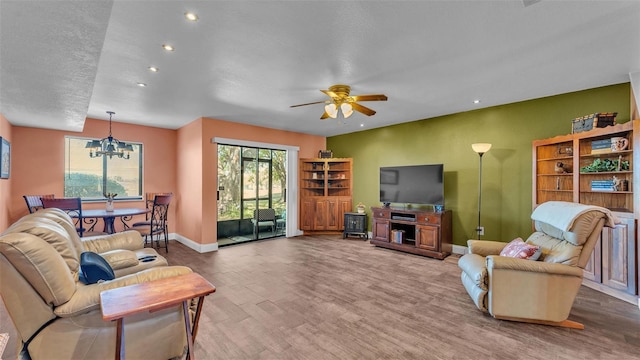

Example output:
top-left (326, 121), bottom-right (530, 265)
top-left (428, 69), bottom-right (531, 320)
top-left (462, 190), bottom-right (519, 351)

top-left (320, 89), bottom-right (338, 98)
top-left (320, 111), bottom-right (330, 120)
top-left (351, 102), bottom-right (376, 116)
top-left (290, 101), bottom-right (326, 108)
top-left (351, 94), bottom-right (388, 102)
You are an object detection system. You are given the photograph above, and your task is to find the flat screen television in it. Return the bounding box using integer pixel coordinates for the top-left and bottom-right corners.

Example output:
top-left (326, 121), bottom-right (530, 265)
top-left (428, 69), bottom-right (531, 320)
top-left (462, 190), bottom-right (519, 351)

top-left (380, 164), bottom-right (444, 206)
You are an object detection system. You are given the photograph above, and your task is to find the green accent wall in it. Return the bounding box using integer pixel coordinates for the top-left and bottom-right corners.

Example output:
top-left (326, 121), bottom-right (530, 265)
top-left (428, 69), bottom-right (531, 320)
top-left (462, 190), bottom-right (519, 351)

top-left (327, 83), bottom-right (631, 247)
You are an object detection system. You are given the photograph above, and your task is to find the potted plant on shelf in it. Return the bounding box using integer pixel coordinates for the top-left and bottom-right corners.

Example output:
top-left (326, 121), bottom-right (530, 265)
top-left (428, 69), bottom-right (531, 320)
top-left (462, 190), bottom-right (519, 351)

top-left (356, 202), bottom-right (366, 214)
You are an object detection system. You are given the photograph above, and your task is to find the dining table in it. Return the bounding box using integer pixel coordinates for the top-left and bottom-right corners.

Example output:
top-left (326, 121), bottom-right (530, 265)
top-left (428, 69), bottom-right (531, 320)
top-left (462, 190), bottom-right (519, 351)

top-left (79, 208), bottom-right (150, 234)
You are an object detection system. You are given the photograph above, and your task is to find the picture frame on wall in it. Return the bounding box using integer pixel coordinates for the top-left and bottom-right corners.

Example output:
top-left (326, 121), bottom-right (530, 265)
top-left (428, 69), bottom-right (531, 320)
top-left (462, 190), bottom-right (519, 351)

top-left (1, 137), bottom-right (10, 179)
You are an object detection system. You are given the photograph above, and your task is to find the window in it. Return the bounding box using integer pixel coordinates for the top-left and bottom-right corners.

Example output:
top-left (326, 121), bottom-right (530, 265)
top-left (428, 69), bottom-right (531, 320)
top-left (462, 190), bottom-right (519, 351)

top-left (64, 137), bottom-right (143, 200)
top-left (217, 144), bottom-right (286, 221)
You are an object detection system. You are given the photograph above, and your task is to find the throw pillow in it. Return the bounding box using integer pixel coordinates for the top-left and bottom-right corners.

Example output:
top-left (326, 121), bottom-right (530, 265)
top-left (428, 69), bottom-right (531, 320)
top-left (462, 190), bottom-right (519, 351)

top-left (500, 238), bottom-right (541, 260)
top-left (80, 251), bottom-right (115, 284)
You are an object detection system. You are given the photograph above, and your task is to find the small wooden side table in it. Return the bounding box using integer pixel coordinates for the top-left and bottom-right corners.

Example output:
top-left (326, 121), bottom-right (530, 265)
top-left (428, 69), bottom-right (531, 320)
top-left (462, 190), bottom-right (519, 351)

top-left (100, 272), bottom-right (216, 360)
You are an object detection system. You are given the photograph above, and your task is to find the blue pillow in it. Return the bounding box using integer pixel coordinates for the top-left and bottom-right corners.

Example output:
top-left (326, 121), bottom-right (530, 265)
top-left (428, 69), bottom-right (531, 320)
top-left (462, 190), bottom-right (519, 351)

top-left (80, 251), bottom-right (115, 284)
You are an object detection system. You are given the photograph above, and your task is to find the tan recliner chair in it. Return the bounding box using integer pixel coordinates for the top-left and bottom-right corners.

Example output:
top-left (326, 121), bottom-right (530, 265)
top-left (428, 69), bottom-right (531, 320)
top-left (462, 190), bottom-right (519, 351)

top-left (458, 201), bottom-right (616, 329)
top-left (0, 208), bottom-right (192, 359)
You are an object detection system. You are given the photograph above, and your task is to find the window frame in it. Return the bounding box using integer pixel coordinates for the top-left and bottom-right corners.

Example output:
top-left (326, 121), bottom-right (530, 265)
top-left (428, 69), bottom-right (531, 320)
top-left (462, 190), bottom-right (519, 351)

top-left (64, 136), bottom-right (144, 202)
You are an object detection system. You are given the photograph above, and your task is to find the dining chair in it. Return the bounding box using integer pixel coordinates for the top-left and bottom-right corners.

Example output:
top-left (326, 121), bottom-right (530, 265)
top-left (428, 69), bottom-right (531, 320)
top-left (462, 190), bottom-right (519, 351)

top-left (41, 197), bottom-right (105, 237)
top-left (132, 192), bottom-right (172, 227)
top-left (23, 194), bottom-right (55, 214)
top-left (132, 194), bottom-right (173, 252)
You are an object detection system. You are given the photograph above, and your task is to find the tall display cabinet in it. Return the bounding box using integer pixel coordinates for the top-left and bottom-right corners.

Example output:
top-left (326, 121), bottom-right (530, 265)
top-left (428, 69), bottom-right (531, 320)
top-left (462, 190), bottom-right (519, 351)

top-left (299, 158), bottom-right (353, 234)
top-left (532, 120), bottom-right (639, 306)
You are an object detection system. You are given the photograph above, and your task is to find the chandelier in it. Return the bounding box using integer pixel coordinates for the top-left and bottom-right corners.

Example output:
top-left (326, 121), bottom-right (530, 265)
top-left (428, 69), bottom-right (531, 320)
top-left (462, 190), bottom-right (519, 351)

top-left (86, 111), bottom-right (133, 159)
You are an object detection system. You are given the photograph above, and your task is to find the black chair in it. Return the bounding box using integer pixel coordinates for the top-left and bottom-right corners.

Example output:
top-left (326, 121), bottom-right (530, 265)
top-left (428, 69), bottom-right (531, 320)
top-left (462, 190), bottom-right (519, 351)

top-left (23, 194), bottom-right (55, 213)
top-left (41, 197), bottom-right (104, 237)
top-left (132, 192), bottom-right (172, 227)
top-left (132, 194), bottom-right (173, 252)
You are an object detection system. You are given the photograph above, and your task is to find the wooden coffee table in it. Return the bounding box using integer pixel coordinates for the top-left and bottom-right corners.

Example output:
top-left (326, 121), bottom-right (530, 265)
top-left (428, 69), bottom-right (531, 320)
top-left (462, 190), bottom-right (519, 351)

top-left (100, 272), bottom-right (216, 360)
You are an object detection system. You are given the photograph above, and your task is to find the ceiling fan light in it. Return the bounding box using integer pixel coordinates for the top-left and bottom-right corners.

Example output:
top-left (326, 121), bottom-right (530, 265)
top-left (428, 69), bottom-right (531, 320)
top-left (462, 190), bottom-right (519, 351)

top-left (341, 103), bottom-right (353, 118)
top-left (325, 103), bottom-right (338, 118)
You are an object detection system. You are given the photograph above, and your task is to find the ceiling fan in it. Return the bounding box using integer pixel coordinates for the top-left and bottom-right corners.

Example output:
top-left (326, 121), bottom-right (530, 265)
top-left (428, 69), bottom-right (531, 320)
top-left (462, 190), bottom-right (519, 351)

top-left (290, 84), bottom-right (387, 119)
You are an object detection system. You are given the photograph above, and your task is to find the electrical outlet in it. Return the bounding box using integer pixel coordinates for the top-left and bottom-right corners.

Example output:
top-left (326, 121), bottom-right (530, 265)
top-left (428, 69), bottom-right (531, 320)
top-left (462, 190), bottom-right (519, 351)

top-left (476, 226), bottom-right (485, 236)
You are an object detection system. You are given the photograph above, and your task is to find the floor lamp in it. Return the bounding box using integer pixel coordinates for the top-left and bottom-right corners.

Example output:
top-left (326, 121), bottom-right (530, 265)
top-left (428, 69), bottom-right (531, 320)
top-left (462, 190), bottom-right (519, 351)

top-left (472, 143), bottom-right (492, 239)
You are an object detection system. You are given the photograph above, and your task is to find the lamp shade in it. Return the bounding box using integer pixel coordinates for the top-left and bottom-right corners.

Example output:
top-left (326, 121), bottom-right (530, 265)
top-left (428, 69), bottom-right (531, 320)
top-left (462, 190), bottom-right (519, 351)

top-left (341, 103), bottom-right (354, 118)
top-left (472, 143), bottom-right (492, 154)
top-left (325, 103), bottom-right (338, 118)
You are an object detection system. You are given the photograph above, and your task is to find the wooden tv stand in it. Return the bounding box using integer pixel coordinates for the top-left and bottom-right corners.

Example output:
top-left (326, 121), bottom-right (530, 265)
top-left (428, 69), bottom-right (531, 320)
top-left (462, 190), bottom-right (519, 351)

top-left (370, 207), bottom-right (452, 259)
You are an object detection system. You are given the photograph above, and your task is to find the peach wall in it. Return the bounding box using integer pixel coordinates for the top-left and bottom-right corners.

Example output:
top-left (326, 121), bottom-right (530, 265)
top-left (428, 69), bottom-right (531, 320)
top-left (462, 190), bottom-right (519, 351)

top-left (176, 118), bottom-right (204, 244)
top-left (3, 112), bottom-right (324, 244)
top-left (175, 117), bottom-right (325, 246)
top-left (8, 118), bottom-right (177, 231)
top-left (0, 114), bottom-right (12, 232)
top-left (201, 117), bottom-right (326, 159)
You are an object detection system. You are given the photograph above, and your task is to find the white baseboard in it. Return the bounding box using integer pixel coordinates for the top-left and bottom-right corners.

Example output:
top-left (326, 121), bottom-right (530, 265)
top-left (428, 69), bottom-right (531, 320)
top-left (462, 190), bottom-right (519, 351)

top-left (171, 233), bottom-right (218, 253)
top-left (169, 231), bottom-right (466, 255)
top-left (452, 244), bottom-right (467, 255)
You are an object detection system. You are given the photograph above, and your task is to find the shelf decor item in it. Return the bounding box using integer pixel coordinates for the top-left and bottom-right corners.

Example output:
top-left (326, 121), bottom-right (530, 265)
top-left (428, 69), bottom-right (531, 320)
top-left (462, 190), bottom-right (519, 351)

top-left (611, 136), bottom-right (629, 152)
top-left (356, 202), bottom-right (366, 214)
top-left (318, 150), bottom-right (333, 158)
top-left (571, 112), bottom-right (617, 134)
top-left (580, 158), bottom-right (629, 173)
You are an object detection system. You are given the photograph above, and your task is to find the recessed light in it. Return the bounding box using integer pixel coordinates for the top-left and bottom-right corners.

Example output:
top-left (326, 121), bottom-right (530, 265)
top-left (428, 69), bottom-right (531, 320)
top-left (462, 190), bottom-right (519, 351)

top-left (137, 82), bottom-right (147, 87)
top-left (162, 44), bottom-right (174, 51)
top-left (148, 66), bottom-right (159, 72)
top-left (473, 99), bottom-right (481, 104)
top-left (360, 123), bottom-right (364, 127)
top-left (185, 12), bottom-right (198, 21)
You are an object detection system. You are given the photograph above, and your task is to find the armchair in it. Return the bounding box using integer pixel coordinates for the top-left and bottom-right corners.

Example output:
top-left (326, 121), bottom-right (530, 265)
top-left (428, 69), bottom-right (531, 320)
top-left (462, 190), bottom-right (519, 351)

top-left (458, 201), bottom-right (616, 329)
top-left (251, 208), bottom-right (276, 236)
top-left (0, 208), bottom-right (192, 359)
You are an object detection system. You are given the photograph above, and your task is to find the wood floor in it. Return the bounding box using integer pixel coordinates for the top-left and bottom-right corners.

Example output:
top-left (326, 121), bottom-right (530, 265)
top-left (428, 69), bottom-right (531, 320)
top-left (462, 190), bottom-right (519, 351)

top-left (165, 235), bottom-right (640, 360)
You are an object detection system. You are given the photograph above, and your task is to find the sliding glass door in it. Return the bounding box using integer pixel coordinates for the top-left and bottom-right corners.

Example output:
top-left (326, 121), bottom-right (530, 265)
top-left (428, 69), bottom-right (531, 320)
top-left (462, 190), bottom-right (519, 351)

top-left (217, 144), bottom-right (286, 246)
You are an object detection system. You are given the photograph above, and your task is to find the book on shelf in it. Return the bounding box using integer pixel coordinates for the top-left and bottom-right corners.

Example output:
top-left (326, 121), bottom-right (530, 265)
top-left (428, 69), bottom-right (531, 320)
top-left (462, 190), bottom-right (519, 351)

top-left (591, 148), bottom-right (613, 155)
top-left (591, 138), bottom-right (612, 154)
top-left (590, 179), bottom-right (615, 191)
top-left (591, 187), bottom-right (614, 192)
top-left (391, 229), bottom-right (405, 244)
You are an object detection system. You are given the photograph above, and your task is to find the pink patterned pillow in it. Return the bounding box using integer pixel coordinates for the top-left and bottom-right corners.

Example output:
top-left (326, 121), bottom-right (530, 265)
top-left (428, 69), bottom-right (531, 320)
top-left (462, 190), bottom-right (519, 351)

top-left (500, 238), bottom-right (541, 260)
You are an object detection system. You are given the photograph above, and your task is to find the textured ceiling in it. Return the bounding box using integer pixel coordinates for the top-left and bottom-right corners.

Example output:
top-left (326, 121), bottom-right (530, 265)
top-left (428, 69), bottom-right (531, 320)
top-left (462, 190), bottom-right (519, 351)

top-left (1, 1), bottom-right (639, 137)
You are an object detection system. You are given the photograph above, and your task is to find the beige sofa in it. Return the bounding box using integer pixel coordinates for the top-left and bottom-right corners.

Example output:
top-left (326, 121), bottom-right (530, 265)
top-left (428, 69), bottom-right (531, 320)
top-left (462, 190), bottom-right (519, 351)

top-left (458, 201), bottom-right (614, 329)
top-left (0, 208), bottom-right (192, 359)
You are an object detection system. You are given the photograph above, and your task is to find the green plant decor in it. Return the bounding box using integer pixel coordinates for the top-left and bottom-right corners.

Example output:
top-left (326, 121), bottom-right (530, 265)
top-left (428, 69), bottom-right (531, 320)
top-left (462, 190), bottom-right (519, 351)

top-left (580, 158), bottom-right (630, 173)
